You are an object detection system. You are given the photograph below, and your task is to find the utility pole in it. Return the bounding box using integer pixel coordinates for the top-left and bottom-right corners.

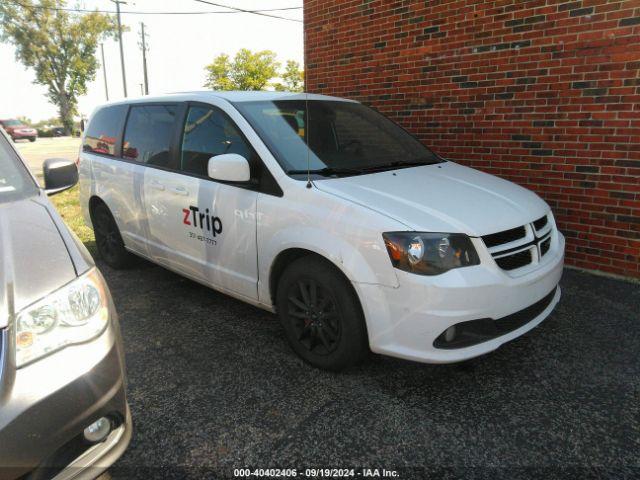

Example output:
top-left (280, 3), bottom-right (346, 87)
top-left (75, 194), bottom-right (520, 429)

top-left (111, 0), bottom-right (128, 97)
top-left (100, 43), bottom-right (109, 101)
top-left (139, 22), bottom-right (149, 95)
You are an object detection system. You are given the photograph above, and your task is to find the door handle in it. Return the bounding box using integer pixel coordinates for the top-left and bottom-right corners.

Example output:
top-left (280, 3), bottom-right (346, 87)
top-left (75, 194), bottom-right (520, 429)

top-left (150, 180), bottom-right (165, 191)
top-left (170, 186), bottom-right (189, 196)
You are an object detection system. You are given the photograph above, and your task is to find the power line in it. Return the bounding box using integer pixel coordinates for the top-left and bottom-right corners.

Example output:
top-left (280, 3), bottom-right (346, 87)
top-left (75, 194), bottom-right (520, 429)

top-left (192, 0), bottom-right (303, 23)
top-left (5, 0), bottom-right (302, 16)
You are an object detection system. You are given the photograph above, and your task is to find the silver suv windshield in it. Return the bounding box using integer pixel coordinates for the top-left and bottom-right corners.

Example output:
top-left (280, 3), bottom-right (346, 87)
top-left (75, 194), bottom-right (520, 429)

top-left (234, 100), bottom-right (441, 177)
top-left (0, 135), bottom-right (38, 202)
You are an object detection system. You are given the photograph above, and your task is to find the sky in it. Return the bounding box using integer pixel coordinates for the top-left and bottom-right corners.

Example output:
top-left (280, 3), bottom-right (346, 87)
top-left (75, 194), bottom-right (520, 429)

top-left (0, 0), bottom-right (304, 123)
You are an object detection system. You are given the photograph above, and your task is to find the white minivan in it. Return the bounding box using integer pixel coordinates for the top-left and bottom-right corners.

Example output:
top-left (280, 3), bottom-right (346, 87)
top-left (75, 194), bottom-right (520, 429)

top-left (79, 91), bottom-right (564, 370)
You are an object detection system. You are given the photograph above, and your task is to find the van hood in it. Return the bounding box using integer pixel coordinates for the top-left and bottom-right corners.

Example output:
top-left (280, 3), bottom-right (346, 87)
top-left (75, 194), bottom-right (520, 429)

top-left (0, 197), bottom-right (77, 329)
top-left (313, 161), bottom-right (549, 236)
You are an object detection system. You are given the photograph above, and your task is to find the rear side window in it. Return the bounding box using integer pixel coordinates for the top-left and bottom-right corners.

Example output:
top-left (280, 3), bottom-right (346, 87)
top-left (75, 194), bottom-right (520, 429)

top-left (180, 106), bottom-right (253, 177)
top-left (83, 105), bottom-right (127, 157)
top-left (123, 105), bottom-right (177, 167)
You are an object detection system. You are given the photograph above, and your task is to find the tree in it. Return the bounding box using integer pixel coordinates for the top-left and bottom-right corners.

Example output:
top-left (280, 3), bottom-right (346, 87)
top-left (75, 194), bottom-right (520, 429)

top-left (204, 49), bottom-right (280, 91)
top-left (273, 60), bottom-right (304, 92)
top-left (0, 0), bottom-right (118, 134)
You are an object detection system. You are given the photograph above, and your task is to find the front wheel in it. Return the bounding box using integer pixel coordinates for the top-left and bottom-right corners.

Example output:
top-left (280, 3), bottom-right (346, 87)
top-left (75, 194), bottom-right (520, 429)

top-left (92, 203), bottom-right (135, 269)
top-left (276, 256), bottom-right (369, 371)
top-left (28, 137), bottom-right (36, 142)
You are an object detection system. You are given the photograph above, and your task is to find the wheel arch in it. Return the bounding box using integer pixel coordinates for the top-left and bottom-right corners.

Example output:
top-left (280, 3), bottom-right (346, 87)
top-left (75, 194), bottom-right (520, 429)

top-left (269, 248), bottom-right (359, 310)
top-left (87, 195), bottom-right (109, 226)
top-left (88, 195), bottom-right (107, 215)
top-left (269, 248), bottom-right (370, 345)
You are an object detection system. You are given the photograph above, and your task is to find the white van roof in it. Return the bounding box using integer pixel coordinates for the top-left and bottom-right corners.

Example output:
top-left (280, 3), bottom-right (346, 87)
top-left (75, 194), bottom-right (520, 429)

top-left (98, 90), bottom-right (357, 107)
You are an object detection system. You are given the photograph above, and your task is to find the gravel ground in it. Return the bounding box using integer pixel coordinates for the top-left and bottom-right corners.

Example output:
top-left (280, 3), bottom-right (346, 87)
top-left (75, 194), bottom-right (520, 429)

top-left (101, 261), bottom-right (639, 480)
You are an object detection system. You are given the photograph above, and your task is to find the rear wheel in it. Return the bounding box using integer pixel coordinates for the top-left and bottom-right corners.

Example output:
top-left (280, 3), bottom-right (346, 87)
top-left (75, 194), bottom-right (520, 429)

top-left (92, 203), bottom-right (135, 269)
top-left (276, 256), bottom-right (368, 371)
top-left (28, 137), bottom-right (36, 142)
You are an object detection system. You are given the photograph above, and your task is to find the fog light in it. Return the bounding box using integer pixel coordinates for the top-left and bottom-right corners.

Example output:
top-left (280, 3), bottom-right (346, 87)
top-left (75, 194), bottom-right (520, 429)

top-left (444, 326), bottom-right (456, 342)
top-left (84, 417), bottom-right (111, 443)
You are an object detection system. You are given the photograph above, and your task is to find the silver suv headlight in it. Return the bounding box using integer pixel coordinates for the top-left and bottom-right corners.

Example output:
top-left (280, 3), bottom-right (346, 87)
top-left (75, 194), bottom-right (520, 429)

top-left (15, 268), bottom-right (109, 368)
top-left (383, 232), bottom-right (480, 275)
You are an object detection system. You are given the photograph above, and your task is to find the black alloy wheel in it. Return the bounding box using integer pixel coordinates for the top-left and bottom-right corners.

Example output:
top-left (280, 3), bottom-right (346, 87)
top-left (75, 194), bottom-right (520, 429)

top-left (93, 203), bottom-right (134, 269)
top-left (276, 256), bottom-right (369, 371)
top-left (286, 277), bottom-right (342, 356)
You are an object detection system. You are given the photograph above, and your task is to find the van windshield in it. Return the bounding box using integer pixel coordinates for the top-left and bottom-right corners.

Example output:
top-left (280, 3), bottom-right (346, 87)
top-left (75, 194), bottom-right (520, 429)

top-left (234, 100), bottom-right (441, 177)
top-left (0, 135), bottom-right (38, 202)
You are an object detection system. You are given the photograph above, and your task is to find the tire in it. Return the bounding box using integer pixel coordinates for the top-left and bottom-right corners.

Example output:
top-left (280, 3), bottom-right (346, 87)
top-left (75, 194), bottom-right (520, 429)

top-left (92, 203), bottom-right (135, 269)
top-left (276, 256), bottom-right (369, 371)
top-left (28, 137), bottom-right (36, 142)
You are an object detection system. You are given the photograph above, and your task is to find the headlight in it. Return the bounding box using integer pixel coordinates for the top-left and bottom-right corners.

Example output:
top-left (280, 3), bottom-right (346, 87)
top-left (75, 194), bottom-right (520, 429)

top-left (15, 268), bottom-right (109, 367)
top-left (383, 232), bottom-right (480, 275)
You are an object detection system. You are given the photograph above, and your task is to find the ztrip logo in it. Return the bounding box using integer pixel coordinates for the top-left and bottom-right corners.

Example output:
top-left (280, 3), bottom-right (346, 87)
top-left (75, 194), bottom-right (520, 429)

top-left (182, 206), bottom-right (223, 236)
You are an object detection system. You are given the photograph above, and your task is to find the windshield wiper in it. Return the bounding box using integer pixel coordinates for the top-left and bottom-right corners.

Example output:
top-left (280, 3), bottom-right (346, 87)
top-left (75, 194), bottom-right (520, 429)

top-left (359, 159), bottom-right (440, 172)
top-left (286, 167), bottom-right (365, 177)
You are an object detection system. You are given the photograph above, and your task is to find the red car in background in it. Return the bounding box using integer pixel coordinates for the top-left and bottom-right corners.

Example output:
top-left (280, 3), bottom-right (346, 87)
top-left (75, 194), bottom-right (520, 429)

top-left (0, 119), bottom-right (37, 142)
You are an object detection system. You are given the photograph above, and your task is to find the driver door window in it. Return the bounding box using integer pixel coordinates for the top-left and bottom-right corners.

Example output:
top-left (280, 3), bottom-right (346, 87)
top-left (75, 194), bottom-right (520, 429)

top-left (180, 106), bottom-right (252, 177)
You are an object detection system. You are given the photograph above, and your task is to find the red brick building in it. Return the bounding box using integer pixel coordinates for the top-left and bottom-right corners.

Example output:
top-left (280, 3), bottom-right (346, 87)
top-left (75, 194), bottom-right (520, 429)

top-left (304, 0), bottom-right (640, 278)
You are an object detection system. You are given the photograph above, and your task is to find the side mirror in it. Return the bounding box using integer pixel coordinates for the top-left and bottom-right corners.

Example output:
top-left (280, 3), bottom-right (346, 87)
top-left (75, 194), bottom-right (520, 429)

top-left (207, 154), bottom-right (250, 183)
top-left (43, 158), bottom-right (78, 195)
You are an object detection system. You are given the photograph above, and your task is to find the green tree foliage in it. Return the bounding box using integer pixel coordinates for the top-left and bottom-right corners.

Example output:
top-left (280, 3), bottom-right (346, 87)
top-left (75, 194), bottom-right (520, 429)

top-left (273, 60), bottom-right (304, 92)
top-left (204, 49), bottom-right (280, 91)
top-left (204, 49), bottom-right (305, 92)
top-left (0, 0), bottom-right (118, 134)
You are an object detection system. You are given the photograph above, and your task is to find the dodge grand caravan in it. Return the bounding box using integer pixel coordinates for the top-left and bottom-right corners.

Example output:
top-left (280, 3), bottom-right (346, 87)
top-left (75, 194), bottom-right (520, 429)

top-left (0, 129), bottom-right (131, 478)
top-left (79, 92), bottom-right (564, 371)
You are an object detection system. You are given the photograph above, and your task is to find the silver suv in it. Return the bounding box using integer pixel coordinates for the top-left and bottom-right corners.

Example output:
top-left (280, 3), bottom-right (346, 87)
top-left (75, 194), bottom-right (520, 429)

top-left (0, 130), bottom-right (131, 479)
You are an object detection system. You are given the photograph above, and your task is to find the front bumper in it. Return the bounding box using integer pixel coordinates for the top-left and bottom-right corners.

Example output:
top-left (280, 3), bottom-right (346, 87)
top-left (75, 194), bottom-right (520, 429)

top-left (0, 306), bottom-right (130, 480)
top-left (357, 232), bottom-right (565, 364)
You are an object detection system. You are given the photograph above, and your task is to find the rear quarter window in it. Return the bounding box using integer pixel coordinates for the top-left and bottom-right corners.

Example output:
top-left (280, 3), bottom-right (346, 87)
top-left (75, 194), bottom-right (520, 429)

top-left (122, 105), bottom-right (177, 168)
top-left (83, 105), bottom-right (128, 157)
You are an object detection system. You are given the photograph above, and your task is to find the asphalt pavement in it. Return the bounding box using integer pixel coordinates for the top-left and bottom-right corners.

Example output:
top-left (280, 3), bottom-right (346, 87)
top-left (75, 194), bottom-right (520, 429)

top-left (97, 260), bottom-right (639, 480)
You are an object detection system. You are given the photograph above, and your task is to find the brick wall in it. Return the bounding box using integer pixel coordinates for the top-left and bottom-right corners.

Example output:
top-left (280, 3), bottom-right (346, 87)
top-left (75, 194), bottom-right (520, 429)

top-left (304, 0), bottom-right (640, 278)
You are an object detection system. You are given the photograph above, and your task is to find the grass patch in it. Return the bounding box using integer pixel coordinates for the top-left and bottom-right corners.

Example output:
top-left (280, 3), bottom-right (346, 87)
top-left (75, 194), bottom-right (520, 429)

top-left (49, 185), bottom-right (98, 257)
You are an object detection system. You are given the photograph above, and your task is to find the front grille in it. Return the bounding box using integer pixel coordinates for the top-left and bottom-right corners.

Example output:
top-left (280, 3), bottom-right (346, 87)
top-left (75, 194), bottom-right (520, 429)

top-left (533, 215), bottom-right (548, 231)
top-left (482, 226), bottom-right (526, 248)
top-left (495, 249), bottom-right (532, 270)
top-left (434, 287), bottom-right (558, 349)
top-left (540, 237), bottom-right (551, 256)
top-left (482, 213), bottom-right (554, 273)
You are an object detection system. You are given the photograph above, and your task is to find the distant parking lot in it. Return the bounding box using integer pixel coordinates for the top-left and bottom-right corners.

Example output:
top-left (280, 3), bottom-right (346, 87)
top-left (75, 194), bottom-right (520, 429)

top-left (16, 142), bottom-right (640, 479)
top-left (14, 136), bottom-right (80, 177)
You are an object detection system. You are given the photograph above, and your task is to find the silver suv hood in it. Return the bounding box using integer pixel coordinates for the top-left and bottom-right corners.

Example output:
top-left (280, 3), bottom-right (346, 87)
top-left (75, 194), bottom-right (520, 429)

top-left (314, 161), bottom-right (549, 236)
top-left (0, 197), bottom-right (77, 329)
